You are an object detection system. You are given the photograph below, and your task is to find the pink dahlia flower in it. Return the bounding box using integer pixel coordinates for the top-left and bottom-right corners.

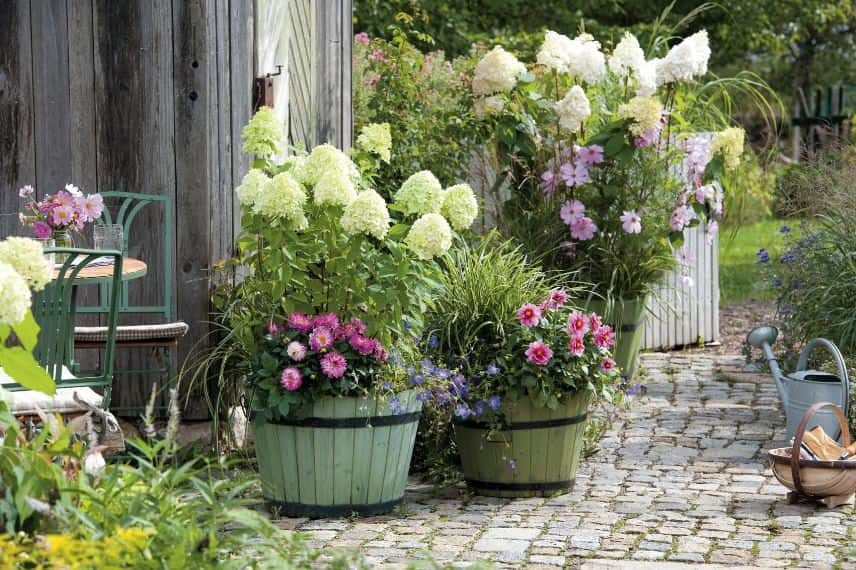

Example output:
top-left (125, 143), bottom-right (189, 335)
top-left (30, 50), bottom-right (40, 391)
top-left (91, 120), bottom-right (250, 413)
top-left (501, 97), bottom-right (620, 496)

top-left (600, 357), bottom-right (617, 373)
top-left (517, 303), bottom-right (542, 327)
top-left (525, 341), bottom-right (553, 366)
top-left (280, 367), bottom-right (303, 391)
top-left (349, 334), bottom-right (378, 356)
top-left (309, 326), bottom-right (335, 351)
top-left (313, 313), bottom-right (339, 331)
top-left (286, 341), bottom-right (307, 361)
top-left (288, 312), bottom-right (314, 332)
top-left (588, 313), bottom-right (603, 331)
top-left (567, 311), bottom-right (589, 336)
top-left (594, 325), bottom-right (615, 349)
top-left (568, 334), bottom-right (586, 357)
top-left (320, 351), bottom-right (347, 378)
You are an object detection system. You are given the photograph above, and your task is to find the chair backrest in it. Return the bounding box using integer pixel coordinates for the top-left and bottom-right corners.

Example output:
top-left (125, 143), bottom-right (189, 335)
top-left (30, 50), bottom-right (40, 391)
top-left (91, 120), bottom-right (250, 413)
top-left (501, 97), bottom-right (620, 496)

top-left (78, 191), bottom-right (174, 320)
top-left (34, 248), bottom-right (123, 386)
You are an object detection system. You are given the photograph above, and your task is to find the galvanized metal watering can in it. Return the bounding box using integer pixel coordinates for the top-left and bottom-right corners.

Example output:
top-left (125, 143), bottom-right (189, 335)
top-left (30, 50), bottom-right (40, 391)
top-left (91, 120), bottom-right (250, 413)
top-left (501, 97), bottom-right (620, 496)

top-left (747, 326), bottom-right (850, 441)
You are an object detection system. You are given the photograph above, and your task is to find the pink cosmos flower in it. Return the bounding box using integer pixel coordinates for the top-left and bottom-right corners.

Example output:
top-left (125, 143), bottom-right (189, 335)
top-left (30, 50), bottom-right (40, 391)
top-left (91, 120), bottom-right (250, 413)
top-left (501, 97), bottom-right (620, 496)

top-left (349, 334), bottom-right (378, 356)
top-left (54, 191), bottom-right (73, 207)
top-left (540, 170), bottom-right (558, 197)
top-left (560, 200), bottom-right (585, 225)
top-left (577, 144), bottom-right (604, 165)
top-left (51, 205), bottom-right (75, 227)
top-left (33, 221), bottom-right (51, 239)
top-left (280, 367), bottom-right (303, 391)
top-left (669, 206), bottom-right (692, 232)
top-left (18, 185), bottom-right (34, 198)
top-left (589, 313), bottom-right (602, 331)
top-left (525, 341), bottom-right (553, 366)
top-left (567, 311), bottom-right (589, 336)
top-left (675, 246), bottom-right (693, 266)
top-left (560, 162), bottom-right (590, 187)
top-left (568, 334), bottom-right (586, 357)
top-left (517, 303), bottom-right (542, 327)
top-left (320, 351), bottom-right (347, 378)
top-left (543, 288), bottom-right (568, 310)
top-left (619, 210), bottom-right (642, 234)
top-left (309, 326), bottom-right (334, 351)
top-left (354, 32), bottom-right (370, 45)
top-left (594, 325), bottom-right (615, 349)
top-left (76, 194), bottom-right (104, 222)
top-left (287, 312), bottom-right (313, 332)
top-left (369, 49), bottom-right (385, 61)
top-left (313, 313), bottom-right (339, 330)
top-left (600, 358), bottom-right (617, 374)
top-left (286, 341), bottom-right (307, 361)
top-left (570, 216), bottom-right (597, 241)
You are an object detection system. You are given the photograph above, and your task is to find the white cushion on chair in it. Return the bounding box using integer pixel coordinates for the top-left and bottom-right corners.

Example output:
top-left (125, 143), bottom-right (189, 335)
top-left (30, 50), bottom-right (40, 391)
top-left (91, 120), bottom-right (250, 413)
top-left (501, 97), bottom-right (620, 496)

top-left (74, 322), bottom-right (189, 342)
top-left (0, 367), bottom-right (103, 416)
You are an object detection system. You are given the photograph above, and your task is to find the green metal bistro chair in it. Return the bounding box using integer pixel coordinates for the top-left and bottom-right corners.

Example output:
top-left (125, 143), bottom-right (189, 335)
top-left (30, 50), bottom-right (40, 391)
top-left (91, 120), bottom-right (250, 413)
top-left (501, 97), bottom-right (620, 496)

top-left (73, 192), bottom-right (187, 415)
top-left (0, 248), bottom-right (122, 419)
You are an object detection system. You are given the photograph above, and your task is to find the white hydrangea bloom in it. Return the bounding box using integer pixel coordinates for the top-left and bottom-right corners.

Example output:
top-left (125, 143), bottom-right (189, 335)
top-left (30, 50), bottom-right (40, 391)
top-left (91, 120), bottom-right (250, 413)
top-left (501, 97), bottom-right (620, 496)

top-left (234, 169), bottom-right (269, 207)
top-left (0, 262), bottom-right (31, 326)
top-left (313, 170), bottom-right (357, 207)
top-left (474, 95), bottom-right (506, 117)
top-left (536, 31), bottom-right (605, 84)
top-left (405, 213), bottom-right (453, 260)
top-left (555, 86), bottom-right (591, 134)
top-left (656, 30), bottom-right (710, 85)
top-left (537, 31), bottom-right (576, 72)
top-left (608, 32), bottom-right (646, 79)
top-left (253, 172), bottom-right (308, 229)
top-left (0, 237), bottom-right (52, 292)
top-left (393, 170), bottom-right (445, 216)
top-left (617, 96), bottom-right (664, 137)
top-left (711, 127), bottom-right (745, 169)
top-left (298, 144), bottom-right (359, 187)
top-left (357, 122), bottom-right (392, 163)
top-left (472, 46), bottom-right (526, 96)
top-left (441, 184), bottom-right (479, 231)
top-left (635, 59), bottom-right (658, 96)
top-left (340, 189), bottom-right (391, 240)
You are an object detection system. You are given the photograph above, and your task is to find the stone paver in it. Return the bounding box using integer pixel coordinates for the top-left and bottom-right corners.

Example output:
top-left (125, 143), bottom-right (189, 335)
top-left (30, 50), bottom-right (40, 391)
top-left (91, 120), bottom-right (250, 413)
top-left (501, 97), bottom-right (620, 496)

top-left (272, 353), bottom-right (856, 568)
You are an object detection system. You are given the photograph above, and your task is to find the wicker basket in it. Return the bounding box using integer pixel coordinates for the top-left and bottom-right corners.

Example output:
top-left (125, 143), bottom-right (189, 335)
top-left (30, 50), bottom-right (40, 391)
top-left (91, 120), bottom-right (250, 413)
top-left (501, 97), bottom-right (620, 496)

top-left (768, 402), bottom-right (856, 507)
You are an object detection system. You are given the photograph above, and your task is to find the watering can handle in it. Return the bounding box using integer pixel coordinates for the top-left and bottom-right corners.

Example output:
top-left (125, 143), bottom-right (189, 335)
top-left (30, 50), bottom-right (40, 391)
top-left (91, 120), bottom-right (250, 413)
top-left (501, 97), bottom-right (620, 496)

top-left (790, 401), bottom-right (852, 497)
top-left (796, 338), bottom-right (850, 416)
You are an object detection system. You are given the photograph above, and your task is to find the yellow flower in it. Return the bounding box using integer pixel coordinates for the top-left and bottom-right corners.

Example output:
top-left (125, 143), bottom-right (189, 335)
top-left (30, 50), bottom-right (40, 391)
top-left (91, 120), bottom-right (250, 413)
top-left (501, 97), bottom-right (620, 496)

top-left (617, 96), bottom-right (663, 137)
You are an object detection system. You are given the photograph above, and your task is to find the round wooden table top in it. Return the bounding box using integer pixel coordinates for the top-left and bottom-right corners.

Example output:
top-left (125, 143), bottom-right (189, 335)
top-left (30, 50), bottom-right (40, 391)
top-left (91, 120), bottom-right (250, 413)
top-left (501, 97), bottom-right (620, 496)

top-left (51, 257), bottom-right (148, 283)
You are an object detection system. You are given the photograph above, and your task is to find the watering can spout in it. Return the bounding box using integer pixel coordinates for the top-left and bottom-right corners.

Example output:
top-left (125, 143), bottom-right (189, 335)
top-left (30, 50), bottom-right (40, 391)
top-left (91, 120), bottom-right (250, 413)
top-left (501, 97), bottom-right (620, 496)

top-left (747, 326), bottom-right (788, 407)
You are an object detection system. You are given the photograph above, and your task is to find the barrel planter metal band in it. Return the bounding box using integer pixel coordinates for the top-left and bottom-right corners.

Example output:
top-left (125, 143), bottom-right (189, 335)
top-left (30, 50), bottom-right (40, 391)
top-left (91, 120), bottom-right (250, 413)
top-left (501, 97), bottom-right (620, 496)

top-left (454, 392), bottom-right (592, 498)
top-left (253, 391), bottom-right (421, 518)
top-left (586, 296), bottom-right (649, 381)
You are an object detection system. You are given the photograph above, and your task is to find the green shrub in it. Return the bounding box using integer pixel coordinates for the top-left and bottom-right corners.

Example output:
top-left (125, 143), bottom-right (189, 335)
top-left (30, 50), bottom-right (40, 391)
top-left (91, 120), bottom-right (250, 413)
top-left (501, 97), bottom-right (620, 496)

top-left (773, 146), bottom-right (853, 218)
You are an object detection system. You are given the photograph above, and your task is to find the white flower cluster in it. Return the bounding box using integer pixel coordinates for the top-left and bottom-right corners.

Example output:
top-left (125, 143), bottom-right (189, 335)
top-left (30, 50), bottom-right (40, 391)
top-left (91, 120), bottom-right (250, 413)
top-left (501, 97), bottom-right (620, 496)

top-left (472, 46), bottom-right (526, 96)
top-left (607, 32), bottom-right (658, 96)
top-left (617, 96), bottom-right (663, 137)
top-left (537, 31), bottom-right (606, 84)
top-left (313, 171), bottom-right (357, 207)
top-left (655, 30), bottom-right (710, 86)
top-left (474, 95), bottom-right (505, 117)
top-left (393, 171), bottom-right (445, 216)
top-left (341, 189), bottom-right (391, 240)
top-left (357, 123), bottom-right (392, 163)
top-left (405, 213), bottom-right (452, 260)
top-left (253, 172), bottom-right (308, 229)
top-left (234, 169), bottom-right (269, 207)
top-left (241, 106), bottom-right (284, 159)
top-left (711, 127), bottom-right (745, 169)
top-left (0, 237), bottom-right (52, 292)
top-left (0, 262), bottom-right (30, 326)
top-left (441, 184), bottom-right (478, 231)
top-left (296, 144), bottom-right (359, 187)
top-left (555, 86), bottom-right (591, 134)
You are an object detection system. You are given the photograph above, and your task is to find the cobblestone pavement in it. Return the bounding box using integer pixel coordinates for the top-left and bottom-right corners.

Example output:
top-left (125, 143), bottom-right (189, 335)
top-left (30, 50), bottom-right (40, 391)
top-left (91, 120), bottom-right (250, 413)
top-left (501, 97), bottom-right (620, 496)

top-left (276, 352), bottom-right (856, 568)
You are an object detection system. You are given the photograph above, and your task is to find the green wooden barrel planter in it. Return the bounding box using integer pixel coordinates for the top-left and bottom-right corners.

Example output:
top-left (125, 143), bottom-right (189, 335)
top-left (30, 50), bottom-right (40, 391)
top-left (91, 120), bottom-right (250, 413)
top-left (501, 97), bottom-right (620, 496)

top-left (253, 390), bottom-right (421, 517)
top-left (586, 296), bottom-right (648, 381)
top-left (454, 391), bottom-right (592, 498)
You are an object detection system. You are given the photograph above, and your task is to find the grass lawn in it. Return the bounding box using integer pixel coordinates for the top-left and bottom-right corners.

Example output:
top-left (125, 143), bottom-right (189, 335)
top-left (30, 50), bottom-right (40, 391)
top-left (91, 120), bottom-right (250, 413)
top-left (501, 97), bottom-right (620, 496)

top-left (718, 219), bottom-right (791, 305)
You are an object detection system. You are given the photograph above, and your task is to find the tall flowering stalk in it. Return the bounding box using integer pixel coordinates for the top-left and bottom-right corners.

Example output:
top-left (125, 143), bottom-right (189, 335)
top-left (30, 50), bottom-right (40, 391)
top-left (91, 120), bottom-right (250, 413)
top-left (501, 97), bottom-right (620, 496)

top-left (470, 29), bottom-right (744, 298)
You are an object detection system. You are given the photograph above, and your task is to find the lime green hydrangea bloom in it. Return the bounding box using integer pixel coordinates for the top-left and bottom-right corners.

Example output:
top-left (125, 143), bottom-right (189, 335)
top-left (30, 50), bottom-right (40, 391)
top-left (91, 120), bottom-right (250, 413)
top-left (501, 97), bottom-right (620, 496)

top-left (298, 144), bottom-right (359, 187)
top-left (234, 169), bottom-right (270, 207)
top-left (616, 96), bottom-right (662, 137)
top-left (711, 127), bottom-right (745, 169)
top-left (0, 237), bottom-right (51, 291)
top-left (0, 262), bottom-right (31, 325)
top-left (405, 213), bottom-right (452, 260)
top-left (313, 170), bottom-right (357, 207)
top-left (241, 106), bottom-right (284, 159)
top-left (253, 172), bottom-right (308, 229)
top-left (394, 171), bottom-right (445, 216)
top-left (357, 123), bottom-right (392, 163)
top-left (441, 183), bottom-right (478, 231)
top-left (340, 189), bottom-right (391, 240)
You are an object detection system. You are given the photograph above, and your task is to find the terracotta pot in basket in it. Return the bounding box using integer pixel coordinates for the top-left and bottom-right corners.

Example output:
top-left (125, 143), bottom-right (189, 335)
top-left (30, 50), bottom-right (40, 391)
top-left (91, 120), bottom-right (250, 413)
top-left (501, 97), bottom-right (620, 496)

top-left (768, 402), bottom-right (856, 507)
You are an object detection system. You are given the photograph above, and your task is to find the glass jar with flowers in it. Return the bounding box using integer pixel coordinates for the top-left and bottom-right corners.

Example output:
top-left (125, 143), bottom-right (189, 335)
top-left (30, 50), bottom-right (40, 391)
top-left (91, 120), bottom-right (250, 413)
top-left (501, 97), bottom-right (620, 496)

top-left (18, 184), bottom-right (104, 263)
top-left (204, 107), bottom-right (479, 516)
top-left (469, 29), bottom-right (752, 378)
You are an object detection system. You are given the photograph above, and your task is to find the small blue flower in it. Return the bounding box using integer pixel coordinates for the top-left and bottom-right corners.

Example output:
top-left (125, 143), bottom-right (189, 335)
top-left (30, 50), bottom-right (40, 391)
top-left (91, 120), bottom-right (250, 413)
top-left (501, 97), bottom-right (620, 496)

top-left (420, 359), bottom-right (435, 373)
top-left (756, 249), bottom-right (770, 264)
top-left (403, 319), bottom-right (411, 331)
top-left (416, 390), bottom-right (432, 403)
top-left (780, 252), bottom-right (797, 264)
top-left (474, 401), bottom-right (486, 416)
top-left (778, 303), bottom-right (791, 315)
top-left (411, 373), bottom-right (426, 385)
top-left (389, 396), bottom-right (403, 414)
top-left (486, 363), bottom-right (500, 376)
top-left (626, 383), bottom-right (642, 396)
top-left (412, 335), bottom-right (422, 345)
top-left (454, 403), bottom-right (472, 418)
top-left (382, 382), bottom-right (393, 390)
top-left (436, 368), bottom-right (451, 379)
top-left (428, 334), bottom-right (439, 350)
top-left (406, 365), bottom-right (415, 378)
top-left (508, 460), bottom-right (516, 470)
top-left (780, 225), bottom-right (791, 233)
top-left (435, 389), bottom-right (450, 404)
top-left (487, 395), bottom-right (502, 411)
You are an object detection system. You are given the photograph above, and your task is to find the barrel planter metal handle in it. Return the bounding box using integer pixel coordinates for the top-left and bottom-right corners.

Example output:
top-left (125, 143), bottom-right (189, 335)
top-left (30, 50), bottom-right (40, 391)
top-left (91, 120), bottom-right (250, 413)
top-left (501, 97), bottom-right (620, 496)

top-left (253, 390), bottom-right (422, 518)
top-left (454, 391), bottom-right (592, 498)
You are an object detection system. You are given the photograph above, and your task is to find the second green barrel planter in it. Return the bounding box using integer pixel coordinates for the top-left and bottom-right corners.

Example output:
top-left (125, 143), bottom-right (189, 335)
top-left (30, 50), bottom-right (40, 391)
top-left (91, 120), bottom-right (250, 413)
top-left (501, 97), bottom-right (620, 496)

top-left (586, 296), bottom-right (648, 381)
top-left (253, 390), bottom-right (421, 517)
top-left (454, 391), bottom-right (592, 497)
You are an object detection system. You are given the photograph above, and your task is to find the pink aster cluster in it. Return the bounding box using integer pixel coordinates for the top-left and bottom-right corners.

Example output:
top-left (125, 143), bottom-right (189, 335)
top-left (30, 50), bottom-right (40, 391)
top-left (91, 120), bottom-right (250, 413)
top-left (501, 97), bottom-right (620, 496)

top-left (19, 183), bottom-right (104, 237)
top-left (266, 312), bottom-right (388, 391)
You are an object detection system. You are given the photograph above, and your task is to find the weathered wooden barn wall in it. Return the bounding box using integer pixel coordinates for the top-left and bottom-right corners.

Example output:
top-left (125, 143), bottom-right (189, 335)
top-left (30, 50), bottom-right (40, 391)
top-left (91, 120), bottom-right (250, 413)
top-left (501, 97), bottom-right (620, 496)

top-left (0, 0), bottom-right (354, 417)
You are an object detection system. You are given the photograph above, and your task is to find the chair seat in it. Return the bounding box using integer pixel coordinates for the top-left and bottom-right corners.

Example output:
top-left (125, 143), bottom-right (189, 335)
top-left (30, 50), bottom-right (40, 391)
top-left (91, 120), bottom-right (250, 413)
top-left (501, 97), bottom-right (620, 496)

top-left (0, 367), bottom-right (103, 416)
top-left (74, 322), bottom-right (189, 343)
